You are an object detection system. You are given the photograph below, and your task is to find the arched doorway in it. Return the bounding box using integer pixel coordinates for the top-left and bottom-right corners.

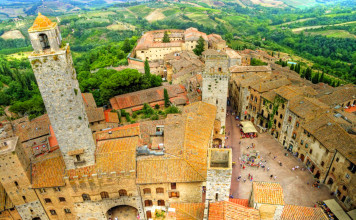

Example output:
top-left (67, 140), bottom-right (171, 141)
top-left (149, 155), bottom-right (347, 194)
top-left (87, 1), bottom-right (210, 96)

top-left (315, 170), bottom-right (321, 179)
top-left (327, 178), bottom-right (334, 186)
top-left (300, 154), bottom-right (305, 162)
top-left (106, 205), bottom-right (138, 220)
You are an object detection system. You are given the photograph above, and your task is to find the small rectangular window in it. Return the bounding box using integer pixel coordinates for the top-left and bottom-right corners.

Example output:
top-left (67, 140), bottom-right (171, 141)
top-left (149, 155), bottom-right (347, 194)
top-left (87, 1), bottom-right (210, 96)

top-left (50, 210), bottom-right (57, 215)
top-left (171, 183), bottom-right (176, 190)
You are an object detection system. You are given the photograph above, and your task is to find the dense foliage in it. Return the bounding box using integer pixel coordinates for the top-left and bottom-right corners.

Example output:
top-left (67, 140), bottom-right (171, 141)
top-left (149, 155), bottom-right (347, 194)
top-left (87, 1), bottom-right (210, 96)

top-left (78, 68), bottom-right (162, 106)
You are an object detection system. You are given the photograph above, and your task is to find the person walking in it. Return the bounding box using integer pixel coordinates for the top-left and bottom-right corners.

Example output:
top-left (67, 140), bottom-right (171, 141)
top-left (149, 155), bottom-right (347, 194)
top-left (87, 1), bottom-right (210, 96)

top-left (267, 167), bottom-right (270, 172)
top-left (243, 178), bottom-right (246, 183)
top-left (270, 175), bottom-right (273, 179)
top-left (274, 175), bottom-right (277, 180)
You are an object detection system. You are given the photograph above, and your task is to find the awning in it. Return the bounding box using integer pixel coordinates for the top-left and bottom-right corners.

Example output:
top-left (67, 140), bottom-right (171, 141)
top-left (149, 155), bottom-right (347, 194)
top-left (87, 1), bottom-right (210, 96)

top-left (241, 121), bottom-right (258, 133)
top-left (323, 199), bottom-right (351, 220)
top-left (347, 209), bottom-right (356, 220)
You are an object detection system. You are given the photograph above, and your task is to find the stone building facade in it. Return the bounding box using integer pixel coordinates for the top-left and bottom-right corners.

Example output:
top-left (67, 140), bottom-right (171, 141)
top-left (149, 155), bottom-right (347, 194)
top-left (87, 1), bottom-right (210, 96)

top-left (0, 137), bottom-right (48, 220)
top-left (28, 13), bottom-right (96, 170)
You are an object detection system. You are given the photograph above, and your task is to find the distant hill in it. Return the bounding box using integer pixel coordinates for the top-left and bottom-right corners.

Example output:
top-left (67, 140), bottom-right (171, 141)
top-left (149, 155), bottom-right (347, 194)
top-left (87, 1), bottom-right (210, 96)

top-left (0, 0), bottom-right (136, 19)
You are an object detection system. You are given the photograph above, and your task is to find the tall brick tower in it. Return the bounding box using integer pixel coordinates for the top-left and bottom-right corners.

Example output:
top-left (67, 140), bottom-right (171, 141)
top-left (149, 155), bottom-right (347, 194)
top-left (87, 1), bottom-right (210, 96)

top-left (201, 49), bottom-right (229, 133)
top-left (28, 13), bottom-right (95, 169)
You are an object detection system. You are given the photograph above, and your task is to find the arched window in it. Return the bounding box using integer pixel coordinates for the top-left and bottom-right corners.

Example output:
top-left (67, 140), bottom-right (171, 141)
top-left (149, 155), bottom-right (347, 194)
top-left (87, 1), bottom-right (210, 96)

top-left (156, 188), bottom-right (164, 194)
top-left (82, 194), bottom-right (90, 201)
top-left (100, 192), bottom-right (109, 199)
top-left (44, 198), bottom-right (52, 203)
top-left (39, 33), bottom-right (50, 50)
top-left (119, 189), bottom-right (127, 196)
top-left (143, 188), bottom-right (151, 194)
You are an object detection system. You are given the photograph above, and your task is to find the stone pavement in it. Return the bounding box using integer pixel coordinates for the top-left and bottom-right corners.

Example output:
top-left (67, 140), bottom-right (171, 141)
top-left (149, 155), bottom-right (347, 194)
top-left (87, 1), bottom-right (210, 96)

top-left (225, 106), bottom-right (333, 207)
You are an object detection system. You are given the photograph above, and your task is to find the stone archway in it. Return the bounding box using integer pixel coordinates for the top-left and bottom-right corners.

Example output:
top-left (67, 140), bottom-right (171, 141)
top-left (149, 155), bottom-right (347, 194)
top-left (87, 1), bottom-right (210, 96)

top-left (106, 205), bottom-right (138, 220)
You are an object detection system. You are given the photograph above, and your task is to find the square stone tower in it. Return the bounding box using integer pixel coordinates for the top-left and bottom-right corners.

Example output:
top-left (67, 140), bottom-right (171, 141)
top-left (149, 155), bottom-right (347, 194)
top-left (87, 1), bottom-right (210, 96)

top-left (0, 137), bottom-right (48, 220)
top-left (28, 13), bottom-right (96, 170)
top-left (204, 148), bottom-right (232, 219)
top-left (201, 49), bottom-right (229, 133)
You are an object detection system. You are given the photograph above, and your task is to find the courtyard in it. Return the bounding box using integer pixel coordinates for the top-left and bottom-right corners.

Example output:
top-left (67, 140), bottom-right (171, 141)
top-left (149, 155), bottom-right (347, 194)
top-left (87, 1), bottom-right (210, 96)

top-left (225, 107), bottom-right (334, 207)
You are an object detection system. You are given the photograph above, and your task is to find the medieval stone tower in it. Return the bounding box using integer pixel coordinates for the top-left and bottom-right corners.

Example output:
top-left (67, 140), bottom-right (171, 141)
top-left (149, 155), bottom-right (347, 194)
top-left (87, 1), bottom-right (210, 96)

top-left (201, 49), bottom-right (229, 133)
top-left (204, 148), bottom-right (232, 219)
top-left (0, 137), bottom-right (49, 220)
top-left (28, 13), bottom-right (96, 170)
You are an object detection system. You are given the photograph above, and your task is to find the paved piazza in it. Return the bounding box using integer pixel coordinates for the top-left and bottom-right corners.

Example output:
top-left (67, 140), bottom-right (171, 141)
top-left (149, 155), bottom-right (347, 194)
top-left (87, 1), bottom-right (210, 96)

top-left (225, 107), bottom-right (333, 207)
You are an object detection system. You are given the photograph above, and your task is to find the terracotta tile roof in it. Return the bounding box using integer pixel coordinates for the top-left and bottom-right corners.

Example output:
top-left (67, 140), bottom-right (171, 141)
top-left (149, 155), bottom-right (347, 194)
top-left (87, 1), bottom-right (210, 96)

top-left (202, 49), bottom-right (228, 57)
top-left (137, 157), bottom-right (205, 183)
top-left (225, 48), bottom-right (241, 59)
top-left (253, 182), bottom-right (284, 205)
top-left (289, 97), bottom-right (329, 120)
top-left (208, 34), bottom-right (226, 45)
top-left (135, 29), bottom-right (185, 50)
top-left (209, 201), bottom-right (260, 220)
top-left (137, 102), bottom-right (216, 184)
top-left (104, 109), bottom-right (119, 123)
top-left (14, 114), bottom-right (50, 142)
top-left (281, 205), bottom-right (328, 220)
top-left (94, 123), bottom-right (140, 141)
top-left (86, 107), bottom-right (105, 123)
top-left (251, 78), bottom-right (291, 93)
top-left (170, 203), bottom-right (205, 220)
top-left (66, 136), bottom-right (138, 179)
top-left (302, 114), bottom-right (356, 163)
top-left (318, 84), bottom-right (356, 107)
top-left (140, 120), bottom-right (166, 145)
top-left (48, 125), bottom-right (58, 148)
top-left (184, 27), bottom-right (208, 41)
top-left (109, 84), bottom-right (186, 110)
top-left (31, 152), bottom-right (66, 188)
top-left (95, 136), bottom-right (137, 175)
top-left (261, 90), bottom-right (276, 102)
top-left (82, 93), bottom-right (97, 108)
top-left (274, 85), bottom-right (303, 101)
top-left (28, 12), bottom-right (56, 32)
top-left (229, 65), bottom-right (271, 73)
top-left (229, 198), bottom-right (250, 207)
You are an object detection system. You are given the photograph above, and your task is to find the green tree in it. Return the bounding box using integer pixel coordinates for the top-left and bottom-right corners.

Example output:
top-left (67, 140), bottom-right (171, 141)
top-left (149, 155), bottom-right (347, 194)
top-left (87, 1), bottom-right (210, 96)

top-left (225, 33), bottom-right (233, 43)
top-left (163, 89), bottom-right (170, 108)
top-left (312, 73), bottom-right (319, 84)
top-left (290, 64), bottom-right (295, 71)
top-left (193, 36), bottom-right (205, 56)
top-left (164, 88), bottom-right (170, 107)
top-left (122, 38), bottom-right (131, 53)
top-left (305, 67), bottom-right (312, 80)
top-left (144, 59), bottom-right (150, 78)
top-left (320, 72), bottom-right (324, 82)
top-left (295, 64), bottom-right (300, 74)
top-left (163, 31), bottom-right (170, 43)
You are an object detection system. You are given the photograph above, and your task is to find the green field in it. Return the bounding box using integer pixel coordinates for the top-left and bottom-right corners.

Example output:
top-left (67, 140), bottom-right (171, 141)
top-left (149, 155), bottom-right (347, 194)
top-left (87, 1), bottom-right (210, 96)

top-left (305, 30), bottom-right (356, 38)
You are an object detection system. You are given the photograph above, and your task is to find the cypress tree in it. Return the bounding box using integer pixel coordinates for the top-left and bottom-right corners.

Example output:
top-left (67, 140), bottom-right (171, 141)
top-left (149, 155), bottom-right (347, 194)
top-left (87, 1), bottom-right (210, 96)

top-left (144, 59), bottom-right (150, 78)
top-left (163, 31), bottom-right (170, 43)
top-left (164, 88), bottom-right (170, 107)
top-left (320, 72), bottom-right (324, 82)
top-left (290, 64), bottom-right (295, 71)
top-left (305, 67), bottom-right (312, 80)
